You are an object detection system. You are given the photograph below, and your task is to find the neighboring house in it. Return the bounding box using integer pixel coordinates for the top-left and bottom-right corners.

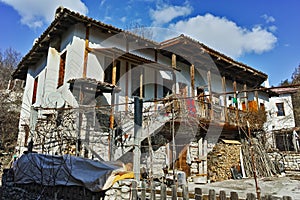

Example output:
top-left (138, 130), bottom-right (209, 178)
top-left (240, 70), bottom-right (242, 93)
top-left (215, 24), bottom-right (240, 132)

top-left (12, 7), bottom-right (269, 178)
top-left (264, 87), bottom-right (299, 151)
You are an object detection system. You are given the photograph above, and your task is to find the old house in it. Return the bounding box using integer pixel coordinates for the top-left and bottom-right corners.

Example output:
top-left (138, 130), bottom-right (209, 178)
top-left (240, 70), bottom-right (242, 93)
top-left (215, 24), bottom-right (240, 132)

top-left (263, 86), bottom-right (300, 172)
top-left (264, 87), bottom-right (299, 151)
top-left (12, 7), bottom-right (270, 181)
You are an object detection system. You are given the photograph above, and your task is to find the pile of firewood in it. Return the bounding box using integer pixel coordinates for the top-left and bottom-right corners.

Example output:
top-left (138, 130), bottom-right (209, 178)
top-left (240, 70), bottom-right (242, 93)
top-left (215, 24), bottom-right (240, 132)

top-left (207, 143), bottom-right (241, 182)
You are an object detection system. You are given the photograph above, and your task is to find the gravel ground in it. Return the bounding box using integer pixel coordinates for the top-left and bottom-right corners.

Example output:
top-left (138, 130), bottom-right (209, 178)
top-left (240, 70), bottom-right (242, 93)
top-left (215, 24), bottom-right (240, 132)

top-left (188, 176), bottom-right (300, 199)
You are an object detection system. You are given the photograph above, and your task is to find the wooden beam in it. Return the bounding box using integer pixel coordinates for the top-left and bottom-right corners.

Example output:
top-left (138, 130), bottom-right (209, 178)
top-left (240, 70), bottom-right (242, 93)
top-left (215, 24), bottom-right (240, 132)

top-left (255, 90), bottom-right (259, 110)
top-left (125, 62), bottom-right (129, 112)
top-left (109, 53), bottom-right (117, 161)
top-left (222, 76), bottom-right (228, 122)
top-left (190, 64), bottom-right (195, 97)
top-left (207, 70), bottom-right (213, 120)
top-left (112, 54), bottom-right (117, 85)
top-left (172, 54), bottom-right (176, 68)
top-left (140, 69), bottom-right (143, 98)
top-left (82, 25), bottom-right (90, 78)
top-left (244, 84), bottom-right (248, 111)
top-left (154, 70), bottom-right (158, 110)
top-left (233, 80), bottom-right (239, 125)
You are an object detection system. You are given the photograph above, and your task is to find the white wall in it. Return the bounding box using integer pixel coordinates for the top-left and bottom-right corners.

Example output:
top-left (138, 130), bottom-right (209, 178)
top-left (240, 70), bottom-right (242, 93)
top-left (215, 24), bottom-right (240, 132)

top-left (265, 93), bottom-right (295, 131)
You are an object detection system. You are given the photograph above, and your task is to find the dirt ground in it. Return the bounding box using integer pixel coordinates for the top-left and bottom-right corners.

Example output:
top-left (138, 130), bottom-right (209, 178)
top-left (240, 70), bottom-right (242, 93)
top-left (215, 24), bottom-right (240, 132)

top-left (188, 175), bottom-right (300, 199)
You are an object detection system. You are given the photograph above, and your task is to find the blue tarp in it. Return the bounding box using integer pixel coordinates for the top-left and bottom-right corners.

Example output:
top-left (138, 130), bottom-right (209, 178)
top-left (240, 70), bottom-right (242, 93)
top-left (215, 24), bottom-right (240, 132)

top-left (13, 153), bottom-right (123, 192)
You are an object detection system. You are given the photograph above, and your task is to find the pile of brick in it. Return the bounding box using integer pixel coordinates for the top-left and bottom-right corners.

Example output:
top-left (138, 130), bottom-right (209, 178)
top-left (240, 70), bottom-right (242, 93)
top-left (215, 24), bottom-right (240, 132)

top-left (207, 142), bottom-right (241, 182)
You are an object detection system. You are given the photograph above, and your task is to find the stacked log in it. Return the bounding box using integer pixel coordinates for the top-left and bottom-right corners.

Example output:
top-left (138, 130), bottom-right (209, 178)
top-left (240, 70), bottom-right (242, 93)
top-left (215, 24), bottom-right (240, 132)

top-left (241, 138), bottom-right (277, 178)
top-left (207, 142), bottom-right (241, 182)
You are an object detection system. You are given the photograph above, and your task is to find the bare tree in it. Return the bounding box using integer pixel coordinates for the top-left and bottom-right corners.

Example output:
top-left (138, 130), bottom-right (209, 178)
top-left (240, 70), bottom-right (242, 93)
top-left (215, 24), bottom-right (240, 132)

top-left (0, 48), bottom-right (22, 153)
top-left (291, 64), bottom-right (300, 126)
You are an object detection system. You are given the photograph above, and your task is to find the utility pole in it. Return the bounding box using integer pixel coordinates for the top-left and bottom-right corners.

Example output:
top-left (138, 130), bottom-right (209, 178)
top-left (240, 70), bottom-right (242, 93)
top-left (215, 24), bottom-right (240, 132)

top-left (133, 97), bottom-right (143, 182)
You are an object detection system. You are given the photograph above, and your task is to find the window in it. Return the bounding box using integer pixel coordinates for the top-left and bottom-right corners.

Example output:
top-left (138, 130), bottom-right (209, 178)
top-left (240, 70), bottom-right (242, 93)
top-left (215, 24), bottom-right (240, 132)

top-left (163, 79), bottom-right (173, 97)
top-left (104, 57), bottom-right (120, 85)
top-left (57, 51), bottom-right (66, 88)
top-left (276, 103), bottom-right (285, 116)
top-left (32, 77), bottom-right (38, 104)
top-left (131, 64), bottom-right (144, 97)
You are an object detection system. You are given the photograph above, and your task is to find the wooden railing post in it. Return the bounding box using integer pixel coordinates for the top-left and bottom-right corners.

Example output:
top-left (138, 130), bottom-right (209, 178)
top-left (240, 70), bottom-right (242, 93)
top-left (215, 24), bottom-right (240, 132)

top-left (246, 193), bottom-right (256, 200)
top-left (183, 185), bottom-right (189, 200)
top-left (230, 191), bottom-right (238, 200)
top-left (151, 182), bottom-right (156, 200)
top-left (209, 189), bottom-right (216, 200)
top-left (160, 183), bottom-right (167, 200)
top-left (141, 180), bottom-right (146, 200)
top-left (219, 190), bottom-right (226, 200)
top-left (195, 188), bottom-right (202, 200)
top-left (172, 185), bottom-right (177, 200)
top-left (131, 181), bottom-right (138, 200)
top-left (283, 196), bottom-right (293, 200)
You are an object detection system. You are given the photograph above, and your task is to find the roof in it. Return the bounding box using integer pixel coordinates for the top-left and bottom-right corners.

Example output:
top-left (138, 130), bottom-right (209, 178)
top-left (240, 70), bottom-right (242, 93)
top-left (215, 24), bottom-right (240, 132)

top-left (13, 7), bottom-right (267, 88)
top-left (159, 35), bottom-right (268, 87)
top-left (271, 87), bottom-right (299, 95)
top-left (12, 7), bottom-right (158, 80)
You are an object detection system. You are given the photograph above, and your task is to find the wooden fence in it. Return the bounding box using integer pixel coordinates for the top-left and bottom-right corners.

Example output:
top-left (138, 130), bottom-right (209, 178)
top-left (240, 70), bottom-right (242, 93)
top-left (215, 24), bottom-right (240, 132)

top-left (129, 182), bottom-right (293, 200)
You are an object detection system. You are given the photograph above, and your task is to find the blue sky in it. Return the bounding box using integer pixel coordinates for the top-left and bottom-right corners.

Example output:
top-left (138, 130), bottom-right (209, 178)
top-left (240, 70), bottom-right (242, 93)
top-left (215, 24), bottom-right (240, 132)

top-left (1, 0), bottom-right (299, 86)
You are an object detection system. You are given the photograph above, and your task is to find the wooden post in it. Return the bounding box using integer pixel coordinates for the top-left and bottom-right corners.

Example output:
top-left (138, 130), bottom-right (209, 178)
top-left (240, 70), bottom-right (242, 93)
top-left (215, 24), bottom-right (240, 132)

top-left (207, 70), bottom-right (213, 120)
top-left (264, 194), bottom-right (272, 200)
top-left (83, 24), bottom-right (90, 78)
top-left (151, 182), bottom-right (156, 200)
top-left (219, 191), bottom-right (226, 200)
top-left (209, 189), bottom-right (216, 200)
top-left (109, 54), bottom-right (116, 161)
top-left (133, 97), bottom-right (142, 182)
top-left (125, 62), bottom-right (129, 112)
top-left (160, 183), bottom-right (167, 200)
top-left (195, 188), bottom-right (202, 200)
top-left (141, 181), bottom-right (146, 200)
top-left (171, 185), bottom-right (177, 200)
top-left (154, 70), bottom-right (158, 110)
top-left (243, 83), bottom-right (248, 111)
top-left (182, 185), bottom-right (189, 200)
top-left (247, 121), bottom-right (261, 200)
top-left (190, 64), bottom-right (195, 97)
top-left (203, 139), bottom-right (208, 176)
top-left (198, 138), bottom-right (203, 174)
top-left (131, 181), bottom-right (138, 200)
top-left (222, 76), bottom-right (228, 122)
top-left (230, 191), bottom-right (238, 200)
top-left (140, 69), bottom-right (143, 98)
top-left (246, 193), bottom-right (256, 200)
top-left (172, 54), bottom-right (176, 68)
top-left (112, 56), bottom-right (117, 85)
top-left (233, 80), bottom-right (239, 125)
top-left (255, 90), bottom-right (259, 110)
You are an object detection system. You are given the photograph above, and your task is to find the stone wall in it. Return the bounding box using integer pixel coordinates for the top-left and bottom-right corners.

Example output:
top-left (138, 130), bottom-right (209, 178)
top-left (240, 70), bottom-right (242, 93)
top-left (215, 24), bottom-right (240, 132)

top-left (268, 151), bottom-right (300, 171)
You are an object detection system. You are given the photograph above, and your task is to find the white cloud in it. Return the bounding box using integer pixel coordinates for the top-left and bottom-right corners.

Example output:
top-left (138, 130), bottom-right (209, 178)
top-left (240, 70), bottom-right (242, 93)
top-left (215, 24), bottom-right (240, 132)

top-left (268, 25), bottom-right (277, 32)
top-left (262, 14), bottom-right (275, 23)
top-left (1, 0), bottom-right (88, 28)
top-left (120, 17), bottom-right (127, 23)
top-left (168, 13), bottom-right (277, 58)
top-left (150, 4), bottom-right (192, 26)
top-left (100, 0), bottom-right (106, 7)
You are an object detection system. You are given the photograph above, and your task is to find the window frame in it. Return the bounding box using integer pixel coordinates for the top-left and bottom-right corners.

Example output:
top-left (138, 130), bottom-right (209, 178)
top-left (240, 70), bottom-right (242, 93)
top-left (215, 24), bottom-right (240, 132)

top-left (57, 51), bottom-right (66, 88)
top-left (276, 102), bottom-right (285, 116)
